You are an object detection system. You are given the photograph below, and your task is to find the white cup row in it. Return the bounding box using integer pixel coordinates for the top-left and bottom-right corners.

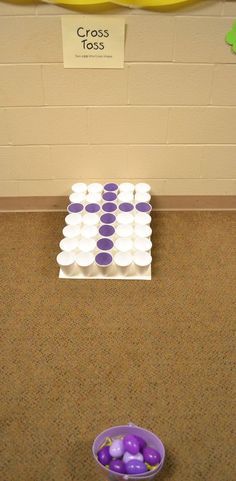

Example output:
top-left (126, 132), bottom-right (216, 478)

top-left (63, 224), bottom-right (152, 240)
top-left (57, 250), bottom-right (152, 278)
top-left (65, 212), bottom-right (152, 227)
top-left (59, 236), bottom-right (152, 254)
top-left (69, 191), bottom-right (151, 204)
top-left (71, 182), bottom-right (151, 195)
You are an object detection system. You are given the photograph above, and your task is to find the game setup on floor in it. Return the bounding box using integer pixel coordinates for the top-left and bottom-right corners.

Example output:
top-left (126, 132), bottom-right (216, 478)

top-left (57, 182), bottom-right (153, 280)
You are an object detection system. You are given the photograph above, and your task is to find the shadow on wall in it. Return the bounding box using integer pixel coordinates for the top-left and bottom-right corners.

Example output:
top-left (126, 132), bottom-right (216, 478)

top-left (1, 0), bottom-right (219, 14)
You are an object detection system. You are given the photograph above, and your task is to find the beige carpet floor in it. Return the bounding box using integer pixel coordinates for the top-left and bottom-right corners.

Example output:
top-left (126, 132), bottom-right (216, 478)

top-left (0, 212), bottom-right (235, 481)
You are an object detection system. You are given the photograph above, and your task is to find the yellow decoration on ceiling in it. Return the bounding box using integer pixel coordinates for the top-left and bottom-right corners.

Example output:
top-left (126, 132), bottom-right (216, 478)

top-left (41, 0), bottom-right (201, 7)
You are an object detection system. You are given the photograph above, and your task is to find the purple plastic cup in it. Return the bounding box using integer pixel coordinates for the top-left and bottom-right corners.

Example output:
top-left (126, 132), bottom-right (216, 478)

top-left (119, 203), bottom-right (134, 213)
top-left (104, 183), bottom-right (119, 192)
top-left (102, 192), bottom-right (117, 202)
top-left (85, 203), bottom-right (100, 213)
top-left (67, 203), bottom-right (84, 214)
top-left (135, 203), bottom-right (152, 213)
top-left (100, 213), bottom-right (116, 225)
top-left (97, 238), bottom-right (114, 251)
top-left (95, 252), bottom-right (113, 267)
top-left (102, 202), bottom-right (117, 213)
top-left (99, 225), bottom-right (115, 237)
top-left (92, 423), bottom-right (165, 481)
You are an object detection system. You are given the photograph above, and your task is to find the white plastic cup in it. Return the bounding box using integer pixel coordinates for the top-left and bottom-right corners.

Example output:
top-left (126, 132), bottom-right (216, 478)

top-left (116, 224), bottom-right (133, 238)
top-left (71, 182), bottom-right (87, 194)
top-left (114, 252), bottom-right (133, 276)
top-left (134, 224), bottom-right (152, 239)
top-left (114, 237), bottom-right (133, 253)
top-left (86, 192), bottom-right (102, 203)
top-left (63, 225), bottom-right (80, 240)
top-left (135, 192), bottom-right (151, 203)
top-left (69, 192), bottom-right (86, 203)
top-left (57, 251), bottom-right (77, 276)
top-left (134, 213), bottom-right (152, 226)
top-left (119, 182), bottom-right (135, 193)
top-left (65, 213), bottom-right (82, 226)
top-left (135, 183), bottom-right (151, 194)
top-left (117, 192), bottom-right (134, 203)
top-left (88, 183), bottom-right (103, 194)
top-left (76, 252), bottom-right (95, 276)
top-left (117, 213), bottom-right (134, 226)
top-left (80, 225), bottom-right (98, 239)
top-left (133, 251), bottom-right (152, 275)
top-left (134, 237), bottom-right (152, 252)
top-left (59, 237), bottom-right (78, 253)
top-left (82, 213), bottom-right (100, 227)
top-left (78, 238), bottom-right (96, 253)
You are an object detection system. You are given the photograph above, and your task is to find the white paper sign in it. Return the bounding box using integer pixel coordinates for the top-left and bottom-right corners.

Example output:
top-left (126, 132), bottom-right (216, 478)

top-left (61, 16), bottom-right (125, 69)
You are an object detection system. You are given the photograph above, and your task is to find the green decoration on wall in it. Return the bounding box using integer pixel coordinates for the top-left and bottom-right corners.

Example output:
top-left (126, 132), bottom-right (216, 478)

top-left (226, 21), bottom-right (236, 54)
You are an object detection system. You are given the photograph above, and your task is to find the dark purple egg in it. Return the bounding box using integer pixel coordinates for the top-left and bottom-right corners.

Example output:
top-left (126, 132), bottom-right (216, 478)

top-left (143, 447), bottom-right (161, 465)
top-left (97, 446), bottom-right (112, 466)
top-left (109, 459), bottom-right (126, 474)
top-left (125, 459), bottom-right (147, 474)
top-left (135, 435), bottom-right (147, 452)
top-left (123, 435), bottom-right (139, 455)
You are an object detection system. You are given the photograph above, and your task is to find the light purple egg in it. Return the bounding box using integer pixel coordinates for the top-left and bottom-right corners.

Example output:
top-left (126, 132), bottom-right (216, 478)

top-left (143, 447), bottom-right (162, 465)
top-left (97, 446), bottom-right (112, 466)
top-left (109, 439), bottom-right (124, 458)
top-left (123, 435), bottom-right (139, 455)
top-left (123, 451), bottom-right (144, 464)
top-left (125, 459), bottom-right (147, 475)
top-left (109, 459), bottom-right (126, 474)
top-left (135, 435), bottom-right (147, 452)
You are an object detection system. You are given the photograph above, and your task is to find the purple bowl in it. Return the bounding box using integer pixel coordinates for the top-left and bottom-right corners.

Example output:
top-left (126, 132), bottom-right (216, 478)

top-left (104, 183), bottom-right (118, 192)
top-left (95, 252), bottom-right (113, 267)
top-left (93, 424), bottom-right (165, 480)
top-left (135, 203), bottom-right (152, 213)
top-left (100, 213), bottom-right (116, 225)
top-left (102, 202), bottom-right (117, 213)
top-left (67, 203), bottom-right (84, 214)
top-left (102, 192), bottom-right (117, 202)
top-left (97, 238), bottom-right (114, 251)
top-left (99, 225), bottom-right (115, 237)
top-left (85, 203), bottom-right (100, 213)
top-left (119, 202), bottom-right (134, 213)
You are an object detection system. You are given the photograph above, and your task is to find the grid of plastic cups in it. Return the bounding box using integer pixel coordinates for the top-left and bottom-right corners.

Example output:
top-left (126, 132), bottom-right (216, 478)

top-left (57, 182), bottom-right (153, 278)
top-left (92, 423), bottom-right (165, 481)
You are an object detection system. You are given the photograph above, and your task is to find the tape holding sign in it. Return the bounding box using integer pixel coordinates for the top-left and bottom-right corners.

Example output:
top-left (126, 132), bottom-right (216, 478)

top-left (61, 16), bottom-right (125, 68)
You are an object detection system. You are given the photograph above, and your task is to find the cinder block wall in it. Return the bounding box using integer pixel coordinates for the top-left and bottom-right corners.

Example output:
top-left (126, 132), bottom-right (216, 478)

top-left (0, 0), bottom-right (236, 202)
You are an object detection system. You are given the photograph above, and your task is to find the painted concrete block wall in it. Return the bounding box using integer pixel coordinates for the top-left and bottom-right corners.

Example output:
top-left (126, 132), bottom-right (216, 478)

top-left (0, 0), bottom-right (235, 197)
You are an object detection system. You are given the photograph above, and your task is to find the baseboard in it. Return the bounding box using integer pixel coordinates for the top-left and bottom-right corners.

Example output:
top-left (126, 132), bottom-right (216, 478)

top-left (0, 196), bottom-right (235, 212)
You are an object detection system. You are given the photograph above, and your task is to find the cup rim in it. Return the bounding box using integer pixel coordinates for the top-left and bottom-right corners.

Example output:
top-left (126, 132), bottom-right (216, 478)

top-left (63, 225), bottom-right (80, 238)
top-left (133, 251), bottom-right (152, 267)
top-left (59, 237), bottom-right (78, 252)
top-left (95, 252), bottom-right (113, 267)
top-left (57, 251), bottom-right (75, 266)
top-left (71, 182), bottom-right (87, 193)
top-left (114, 252), bottom-right (133, 267)
top-left (76, 252), bottom-right (95, 267)
top-left (78, 238), bottom-right (96, 252)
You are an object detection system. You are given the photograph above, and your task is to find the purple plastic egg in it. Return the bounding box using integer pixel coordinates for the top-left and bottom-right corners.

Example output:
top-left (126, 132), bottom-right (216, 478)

top-left (123, 452), bottom-right (144, 464)
top-left (97, 446), bottom-right (112, 466)
top-left (125, 459), bottom-right (147, 475)
top-left (135, 435), bottom-right (147, 452)
top-left (109, 439), bottom-right (124, 458)
top-left (123, 435), bottom-right (139, 455)
top-left (143, 447), bottom-right (162, 465)
top-left (109, 459), bottom-right (126, 474)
